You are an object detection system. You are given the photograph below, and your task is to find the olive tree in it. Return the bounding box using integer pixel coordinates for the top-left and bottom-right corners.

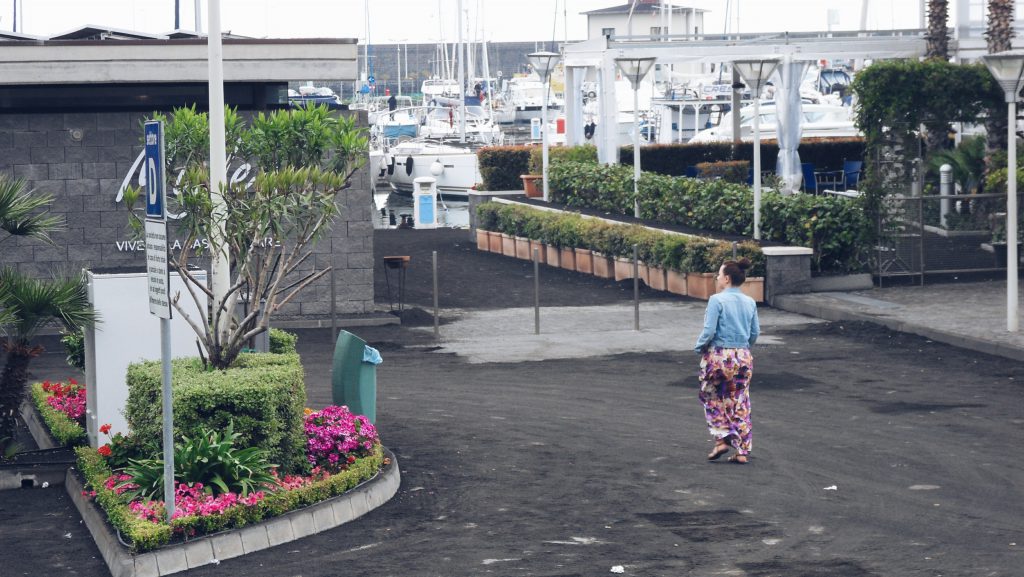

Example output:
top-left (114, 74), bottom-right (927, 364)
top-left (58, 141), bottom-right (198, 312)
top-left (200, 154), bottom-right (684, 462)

top-left (123, 104), bottom-right (367, 370)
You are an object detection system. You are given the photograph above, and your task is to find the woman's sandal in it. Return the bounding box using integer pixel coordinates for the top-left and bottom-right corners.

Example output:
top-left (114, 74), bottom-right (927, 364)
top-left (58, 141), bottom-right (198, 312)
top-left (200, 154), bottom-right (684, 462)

top-left (707, 442), bottom-right (730, 461)
top-left (728, 454), bottom-right (748, 464)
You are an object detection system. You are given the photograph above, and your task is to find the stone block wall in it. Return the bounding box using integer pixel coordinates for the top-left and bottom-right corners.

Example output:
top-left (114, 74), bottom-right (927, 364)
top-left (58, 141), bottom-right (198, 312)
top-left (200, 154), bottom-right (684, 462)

top-left (0, 110), bottom-right (374, 324)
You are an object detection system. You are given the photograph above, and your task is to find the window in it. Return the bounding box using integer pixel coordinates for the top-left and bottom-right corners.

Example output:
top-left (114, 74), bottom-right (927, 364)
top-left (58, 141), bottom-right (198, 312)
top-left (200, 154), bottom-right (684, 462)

top-left (601, 27), bottom-right (615, 37)
top-left (650, 26), bottom-right (664, 37)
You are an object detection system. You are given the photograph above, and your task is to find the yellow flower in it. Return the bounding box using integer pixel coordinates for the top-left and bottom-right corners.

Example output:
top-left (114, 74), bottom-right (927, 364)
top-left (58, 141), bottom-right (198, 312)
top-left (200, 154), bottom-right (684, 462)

top-left (303, 407), bottom-right (313, 416)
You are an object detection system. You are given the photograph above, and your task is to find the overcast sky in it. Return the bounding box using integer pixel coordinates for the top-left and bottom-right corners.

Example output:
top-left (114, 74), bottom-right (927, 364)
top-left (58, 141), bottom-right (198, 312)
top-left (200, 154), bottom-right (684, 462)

top-left (6, 1), bottom-right (924, 43)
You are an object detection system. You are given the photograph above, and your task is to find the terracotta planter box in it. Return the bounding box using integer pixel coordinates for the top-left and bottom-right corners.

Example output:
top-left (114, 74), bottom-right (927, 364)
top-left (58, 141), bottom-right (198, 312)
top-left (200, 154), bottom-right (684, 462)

top-left (559, 247), bottom-right (576, 271)
top-left (487, 230), bottom-right (503, 253)
top-left (529, 240), bottom-right (547, 264)
top-left (637, 263), bottom-right (651, 286)
top-left (687, 272), bottom-right (717, 300)
top-left (741, 277), bottom-right (765, 302)
top-left (501, 233), bottom-right (517, 257)
top-left (476, 229), bottom-right (489, 251)
top-left (592, 253), bottom-right (615, 279)
top-left (515, 236), bottom-right (532, 260)
top-left (521, 174), bottom-right (542, 198)
top-left (614, 257), bottom-right (636, 281)
top-left (646, 265), bottom-right (667, 291)
top-left (544, 244), bottom-right (561, 267)
top-left (666, 270), bottom-right (688, 296)
top-left (574, 248), bottom-right (594, 274)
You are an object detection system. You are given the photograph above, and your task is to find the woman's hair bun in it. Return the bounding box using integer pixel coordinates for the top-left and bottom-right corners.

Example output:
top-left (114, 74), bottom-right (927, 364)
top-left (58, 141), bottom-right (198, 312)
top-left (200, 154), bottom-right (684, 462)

top-left (736, 257), bottom-right (752, 270)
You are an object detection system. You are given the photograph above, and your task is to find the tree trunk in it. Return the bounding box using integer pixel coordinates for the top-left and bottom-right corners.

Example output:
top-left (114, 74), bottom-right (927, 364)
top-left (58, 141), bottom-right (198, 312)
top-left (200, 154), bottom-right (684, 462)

top-left (0, 340), bottom-right (44, 439)
top-left (984, 0), bottom-right (1016, 192)
top-left (925, 1), bottom-right (952, 154)
top-left (926, 0), bottom-right (950, 60)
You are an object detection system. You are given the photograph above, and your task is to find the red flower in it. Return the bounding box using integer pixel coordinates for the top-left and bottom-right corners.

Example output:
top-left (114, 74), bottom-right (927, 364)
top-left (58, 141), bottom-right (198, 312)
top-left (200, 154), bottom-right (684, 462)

top-left (99, 424), bottom-right (112, 435)
top-left (97, 445), bottom-right (112, 457)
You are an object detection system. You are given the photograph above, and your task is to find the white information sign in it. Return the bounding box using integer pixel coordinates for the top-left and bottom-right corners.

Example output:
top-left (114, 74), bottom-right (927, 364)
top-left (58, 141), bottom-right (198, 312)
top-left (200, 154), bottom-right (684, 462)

top-left (146, 219), bottom-right (172, 318)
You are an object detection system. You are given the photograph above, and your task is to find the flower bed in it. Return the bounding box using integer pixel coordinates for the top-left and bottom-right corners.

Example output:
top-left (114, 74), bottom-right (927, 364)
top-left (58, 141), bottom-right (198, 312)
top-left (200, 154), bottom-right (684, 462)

top-left (30, 380), bottom-right (87, 447)
top-left (74, 405), bottom-right (384, 553)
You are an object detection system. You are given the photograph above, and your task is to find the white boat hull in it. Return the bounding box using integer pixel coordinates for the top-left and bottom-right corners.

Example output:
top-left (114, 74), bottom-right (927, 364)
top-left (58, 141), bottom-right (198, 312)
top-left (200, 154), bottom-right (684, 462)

top-left (387, 145), bottom-right (481, 198)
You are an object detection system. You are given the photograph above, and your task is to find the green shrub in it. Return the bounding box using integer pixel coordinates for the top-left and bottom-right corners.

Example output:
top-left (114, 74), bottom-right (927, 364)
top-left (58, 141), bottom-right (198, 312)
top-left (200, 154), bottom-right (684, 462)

top-left (30, 383), bottom-right (86, 446)
top-left (268, 327), bottom-right (298, 354)
top-left (124, 353), bottom-right (307, 474)
top-left (60, 330), bottom-right (86, 370)
top-left (120, 422), bottom-right (277, 500)
top-left (478, 146), bottom-right (532, 191)
top-left (476, 202), bottom-right (500, 231)
top-left (695, 160), bottom-right (750, 184)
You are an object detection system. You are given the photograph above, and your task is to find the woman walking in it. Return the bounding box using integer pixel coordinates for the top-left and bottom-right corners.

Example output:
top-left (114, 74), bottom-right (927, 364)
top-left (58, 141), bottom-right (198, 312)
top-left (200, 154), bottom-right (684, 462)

top-left (694, 258), bottom-right (760, 464)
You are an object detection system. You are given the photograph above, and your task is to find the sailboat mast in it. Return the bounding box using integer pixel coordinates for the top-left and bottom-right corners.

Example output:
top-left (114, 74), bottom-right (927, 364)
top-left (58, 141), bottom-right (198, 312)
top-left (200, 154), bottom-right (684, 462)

top-left (458, 0), bottom-right (467, 143)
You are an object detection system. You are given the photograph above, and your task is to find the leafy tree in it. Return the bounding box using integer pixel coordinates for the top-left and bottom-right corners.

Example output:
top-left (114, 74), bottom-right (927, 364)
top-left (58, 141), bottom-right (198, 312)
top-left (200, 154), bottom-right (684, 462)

top-left (983, 0), bottom-right (1017, 184)
top-left (122, 104), bottom-right (367, 370)
top-left (0, 175), bottom-right (97, 440)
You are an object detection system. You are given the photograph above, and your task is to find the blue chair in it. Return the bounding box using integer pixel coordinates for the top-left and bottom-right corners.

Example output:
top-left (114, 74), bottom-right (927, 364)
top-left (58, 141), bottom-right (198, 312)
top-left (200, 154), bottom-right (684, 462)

top-left (843, 160), bottom-right (863, 190)
top-left (801, 163), bottom-right (817, 193)
top-left (685, 165), bottom-right (700, 178)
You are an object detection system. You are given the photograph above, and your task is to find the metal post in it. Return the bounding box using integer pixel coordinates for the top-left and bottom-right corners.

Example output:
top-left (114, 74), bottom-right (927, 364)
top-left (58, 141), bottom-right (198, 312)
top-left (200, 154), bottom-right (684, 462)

top-left (432, 251), bottom-right (440, 337)
top-left (208, 0), bottom-right (230, 344)
top-left (633, 87), bottom-right (641, 218)
top-left (753, 96), bottom-right (762, 240)
top-left (939, 164), bottom-right (953, 227)
top-left (330, 264), bottom-right (337, 338)
top-left (1008, 101), bottom-right (1019, 332)
top-left (633, 244), bottom-right (640, 331)
top-left (160, 318), bottom-right (175, 521)
top-left (533, 248), bottom-right (540, 334)
top-left (542, 80), bottom-right (550, 201)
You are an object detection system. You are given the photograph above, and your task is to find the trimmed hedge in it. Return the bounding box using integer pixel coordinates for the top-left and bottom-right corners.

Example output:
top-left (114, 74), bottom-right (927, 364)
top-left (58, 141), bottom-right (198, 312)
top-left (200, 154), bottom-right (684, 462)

top-left (477, 202), bottom-right (766, 276)
top-left (124, 353), bottom-right (307, 474)
top-left (268, 327), bottom-right (298, 354)
top-left (548, 161), bottom-right (868, 273)
top-left (75, 442), bottom-right (385, 553)
top-left (478, 146), bottom-right (531, 191)
top-left (30, 383), bottom-right (87, 446)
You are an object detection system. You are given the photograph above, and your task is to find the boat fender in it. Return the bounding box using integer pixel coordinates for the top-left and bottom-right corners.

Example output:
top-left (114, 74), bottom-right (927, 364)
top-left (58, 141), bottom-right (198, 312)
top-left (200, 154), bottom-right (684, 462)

top-left (584, 121), bottom-right (596, 140)
top-left (430, 159), bottom-right (444, 176)
top-left (405, 155), bottom-right (414, 176)
top-left (387, 155), bottom-right (395, 175)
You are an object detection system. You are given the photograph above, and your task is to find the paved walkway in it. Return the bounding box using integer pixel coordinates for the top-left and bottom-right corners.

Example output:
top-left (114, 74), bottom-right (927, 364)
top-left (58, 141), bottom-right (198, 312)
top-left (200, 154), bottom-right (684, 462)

top-left (774, 277), bottom-right (1024, 361)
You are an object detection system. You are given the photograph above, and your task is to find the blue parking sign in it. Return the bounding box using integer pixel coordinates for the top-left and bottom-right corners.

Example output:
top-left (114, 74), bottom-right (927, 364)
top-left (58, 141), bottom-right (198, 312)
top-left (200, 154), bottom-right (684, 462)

top-left (144, 121), bottom-right (166, 220)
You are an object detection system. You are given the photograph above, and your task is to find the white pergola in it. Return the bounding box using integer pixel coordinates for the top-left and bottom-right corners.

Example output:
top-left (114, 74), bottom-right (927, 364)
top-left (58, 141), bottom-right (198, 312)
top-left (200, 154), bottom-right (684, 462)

top-left (561, 29), bottom-right (929, 163)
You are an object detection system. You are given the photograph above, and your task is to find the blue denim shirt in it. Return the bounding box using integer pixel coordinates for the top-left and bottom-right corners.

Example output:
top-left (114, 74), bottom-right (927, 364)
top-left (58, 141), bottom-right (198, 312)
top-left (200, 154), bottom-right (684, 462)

top-left (693, 287), bottom-right (760, 353)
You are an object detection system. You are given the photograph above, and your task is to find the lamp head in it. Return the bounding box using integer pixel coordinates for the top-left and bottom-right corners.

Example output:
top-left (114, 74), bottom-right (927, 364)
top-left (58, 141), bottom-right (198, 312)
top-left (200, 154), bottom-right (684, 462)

top-left (614, 56), bottom-right (657, 90)
top-left (732, 58), bottom-right (781, 93)
top-left (527, 51), bottom-right (561, 83)
top-left (981, 50), bottom-right (1024, 102)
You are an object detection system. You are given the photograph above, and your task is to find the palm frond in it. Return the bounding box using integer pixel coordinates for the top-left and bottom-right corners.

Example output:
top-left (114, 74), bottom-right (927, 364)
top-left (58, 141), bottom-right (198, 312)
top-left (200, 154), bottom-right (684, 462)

top-left (0, 268), bottom-right (98, 343)
top-left (0, 174), bottom-right (65, 245)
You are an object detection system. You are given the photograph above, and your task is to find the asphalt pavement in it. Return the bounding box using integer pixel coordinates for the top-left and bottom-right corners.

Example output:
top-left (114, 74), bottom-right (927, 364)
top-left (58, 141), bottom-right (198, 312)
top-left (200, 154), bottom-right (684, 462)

top-left (4, 229), bottom-right (1023, 577)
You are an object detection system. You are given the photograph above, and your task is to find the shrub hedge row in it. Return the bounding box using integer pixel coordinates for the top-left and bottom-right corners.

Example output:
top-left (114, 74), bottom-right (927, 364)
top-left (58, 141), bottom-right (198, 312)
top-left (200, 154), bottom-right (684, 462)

top-left (477, 202), bottom-right (766, 276)
top-left (548, 161), bottom-right (869, 273)
top-left (124, 353), bottom-right (307, 474)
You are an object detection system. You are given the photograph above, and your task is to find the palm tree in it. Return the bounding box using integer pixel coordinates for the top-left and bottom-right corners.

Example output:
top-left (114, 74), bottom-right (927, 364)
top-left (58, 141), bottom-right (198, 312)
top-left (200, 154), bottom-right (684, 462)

top-left (0, 175), bottom-right (97, 440)
top-left (925, 0), bottom-right (953, 155)
top-left (983, 0), bottom-right (1016, 189)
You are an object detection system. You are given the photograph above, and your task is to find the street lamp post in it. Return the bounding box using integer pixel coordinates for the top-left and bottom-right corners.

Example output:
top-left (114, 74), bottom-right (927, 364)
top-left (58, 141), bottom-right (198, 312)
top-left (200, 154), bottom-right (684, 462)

top-left (527, 51), bottom-right (561, 202)
top-left (981, 50), bottom-right (1024, 332)
top-left (615, 56), bottom-right (657, 218)
top-left (732, 58), bottom-right (780, 240)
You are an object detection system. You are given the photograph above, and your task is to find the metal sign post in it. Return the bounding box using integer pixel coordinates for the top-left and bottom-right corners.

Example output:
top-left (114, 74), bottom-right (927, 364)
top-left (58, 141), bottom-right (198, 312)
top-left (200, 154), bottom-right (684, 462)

top-left (144, 120), bottom-right (175, 521)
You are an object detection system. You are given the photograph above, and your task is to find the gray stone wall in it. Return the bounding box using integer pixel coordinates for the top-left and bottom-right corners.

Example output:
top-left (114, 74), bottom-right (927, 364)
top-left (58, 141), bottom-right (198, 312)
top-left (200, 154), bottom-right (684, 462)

top-left (0, 110), bottom-right (374, 323)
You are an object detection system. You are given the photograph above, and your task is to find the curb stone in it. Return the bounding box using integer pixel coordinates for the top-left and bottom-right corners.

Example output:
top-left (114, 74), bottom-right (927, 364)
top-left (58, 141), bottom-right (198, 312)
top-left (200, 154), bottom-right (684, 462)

top-left (65, 449), bottom-right (400, 577)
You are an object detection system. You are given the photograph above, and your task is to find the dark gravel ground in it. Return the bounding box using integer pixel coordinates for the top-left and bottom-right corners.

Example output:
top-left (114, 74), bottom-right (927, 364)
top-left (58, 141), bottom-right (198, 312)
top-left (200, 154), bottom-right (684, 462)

top-left (2, 229), bottom-right (1023, 576)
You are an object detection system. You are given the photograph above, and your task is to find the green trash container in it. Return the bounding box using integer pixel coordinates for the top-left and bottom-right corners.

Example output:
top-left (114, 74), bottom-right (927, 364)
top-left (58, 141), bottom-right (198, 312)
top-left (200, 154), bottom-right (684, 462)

top-left (331, 330), bottom-right (378, 423)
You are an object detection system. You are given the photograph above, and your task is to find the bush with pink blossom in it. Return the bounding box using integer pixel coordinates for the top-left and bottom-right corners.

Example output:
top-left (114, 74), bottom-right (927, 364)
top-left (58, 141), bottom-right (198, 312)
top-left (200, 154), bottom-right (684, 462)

top-left (304, 405), bottom-right (378, 473)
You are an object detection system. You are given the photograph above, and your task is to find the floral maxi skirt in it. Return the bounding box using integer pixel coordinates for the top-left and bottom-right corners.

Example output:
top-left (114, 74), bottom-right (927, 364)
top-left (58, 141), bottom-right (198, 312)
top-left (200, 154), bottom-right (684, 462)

top-left (698, 347), bottom-right (753, 455)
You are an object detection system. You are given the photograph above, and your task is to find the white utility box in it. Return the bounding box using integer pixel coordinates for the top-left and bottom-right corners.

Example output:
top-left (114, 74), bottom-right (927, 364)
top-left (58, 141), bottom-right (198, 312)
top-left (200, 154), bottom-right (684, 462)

top-left (83, 267), bottom-right (208, 446)
top-left (413, 176), bottom-right (438, 229)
